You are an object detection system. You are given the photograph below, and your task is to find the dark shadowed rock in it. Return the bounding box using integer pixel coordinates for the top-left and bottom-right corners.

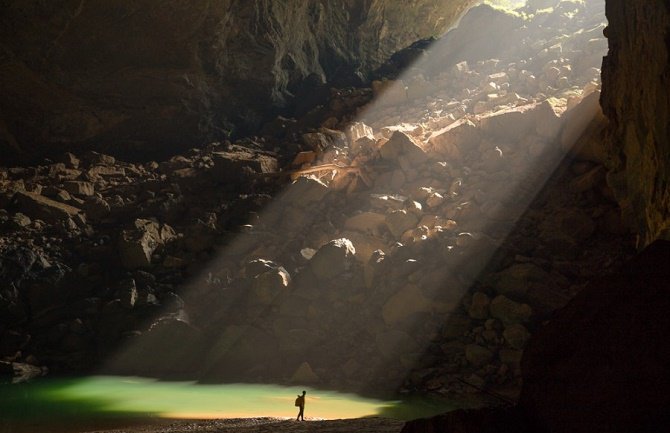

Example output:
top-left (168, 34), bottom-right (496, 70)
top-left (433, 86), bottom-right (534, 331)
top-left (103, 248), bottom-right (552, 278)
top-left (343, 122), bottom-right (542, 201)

top-left (210, 150), bottom-right (277, 182)
top-left (401, 407), bottom-right (532, 433)
top-left (519, 240), bottom-right (670, 433)
top-left (11, 191), bottom-right (82, 223)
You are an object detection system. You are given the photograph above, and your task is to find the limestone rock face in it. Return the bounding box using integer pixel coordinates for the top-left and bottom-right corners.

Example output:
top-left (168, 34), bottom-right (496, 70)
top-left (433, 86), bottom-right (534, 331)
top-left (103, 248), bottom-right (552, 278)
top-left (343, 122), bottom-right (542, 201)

top-left (601, 0), bottom-right (670, 246)
top-left (0, 0), bottom-right (474, 163)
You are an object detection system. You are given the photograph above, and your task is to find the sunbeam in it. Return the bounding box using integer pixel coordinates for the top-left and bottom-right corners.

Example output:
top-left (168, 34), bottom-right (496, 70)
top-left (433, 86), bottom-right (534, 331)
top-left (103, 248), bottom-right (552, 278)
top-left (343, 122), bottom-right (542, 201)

top-left (93, 0), bottom-right (609, 411)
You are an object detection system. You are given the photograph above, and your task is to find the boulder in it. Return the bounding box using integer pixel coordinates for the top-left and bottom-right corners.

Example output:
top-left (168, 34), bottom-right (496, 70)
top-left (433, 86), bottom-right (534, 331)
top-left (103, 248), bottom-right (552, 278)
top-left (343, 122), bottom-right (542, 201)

top-left (118, 218), bottom-right (171, 269)
top-left (83, 196), bottom-right (111, 221)
top-left (382, 284), bottom-right (433, 325)
top-left (370, 194), bottom-right (407, 210)
top-left (498, 348), bottom-right (523, 370)
top-left (479, 102), bottom-right (542, 142)
top-left (340, 231), bottom-right (387, 264)
top-left (465, 344), bottom-right (494, 367)
top-left (252, 268), bottom-right (290, 301)
top-left (495, 263), bottom-right (550, 298)
top-left (376, 330), bottom-right (418, 359)
top-left (282, 176), bottom-right (329, 206)
top-left (385, 210), bottom-right (419, 238)
top-left (344, 212), bottom-right (387, 235)
top-left (11, 191), bottom-right (82, 223)
top-left (291, 361), bottom-right (319, 384)
top-left (10, 213), bottom-right (31, 229)
top-left (380, 123), bottom-right (425, 139)
top-left (558, 210), bottom-right (596, 241)
top-left (535, 97), bottom-right (566, 139)
top-left (490, 295), bottom-right (532, 325)
top-left (202, 325), bottom-right (278, 378)
top-left (345, 122), bottom-right (374, 145)
top-left (309, 238), bottom-right (356, 280)
top-left (503, 324), bottom-right (530, 350)
top-left (111, 317), bottom-right (202, 377)
top-left (210, 150), bottom-right (277, 181)
top-left (428, 118), bottom-right (479, 161)
top-left (380, 131), bottom-right (429, 166)
top-left (245, 258), bottom-right (281, 278)
top-left (468, 291), bottom-right (491, 320)
top-left (58, 152), bottom-right (80, 168)
top-left (83, 151), bottom-right (115, 166)
top-left (62, 181), bottom-right (95, 197)
top-left (88, 165), bottom-right (125, 179)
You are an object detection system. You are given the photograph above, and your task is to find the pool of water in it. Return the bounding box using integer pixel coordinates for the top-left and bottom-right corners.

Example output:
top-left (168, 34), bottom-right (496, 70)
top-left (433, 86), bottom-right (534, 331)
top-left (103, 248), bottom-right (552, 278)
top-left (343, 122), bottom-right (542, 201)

top-left (0, 376), bottom-right (458, 432)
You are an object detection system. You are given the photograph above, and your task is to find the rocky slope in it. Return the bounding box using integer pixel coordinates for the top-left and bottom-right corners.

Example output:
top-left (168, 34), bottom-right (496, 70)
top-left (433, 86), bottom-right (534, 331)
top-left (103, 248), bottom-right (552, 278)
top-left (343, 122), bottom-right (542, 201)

top-left (402, 240), bottom-right (670, 433)
top-left (1, 1), bottom-right (635, 408)
top-left (0, 0), bottom-right (474, 164)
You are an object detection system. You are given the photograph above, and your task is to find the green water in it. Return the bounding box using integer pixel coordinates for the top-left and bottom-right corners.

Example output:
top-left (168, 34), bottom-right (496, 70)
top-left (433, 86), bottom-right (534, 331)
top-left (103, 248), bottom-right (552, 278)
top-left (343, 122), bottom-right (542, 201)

top-left (0, 376), bottom-right (457, 432)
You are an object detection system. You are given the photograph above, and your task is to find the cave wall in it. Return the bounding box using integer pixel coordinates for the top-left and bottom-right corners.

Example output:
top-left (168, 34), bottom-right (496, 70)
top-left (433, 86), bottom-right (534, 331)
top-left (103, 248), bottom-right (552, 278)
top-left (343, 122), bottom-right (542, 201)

top-left (601, 0), bottom-right (670, 247)
top-left (0, 0), bottom-right (474, 163)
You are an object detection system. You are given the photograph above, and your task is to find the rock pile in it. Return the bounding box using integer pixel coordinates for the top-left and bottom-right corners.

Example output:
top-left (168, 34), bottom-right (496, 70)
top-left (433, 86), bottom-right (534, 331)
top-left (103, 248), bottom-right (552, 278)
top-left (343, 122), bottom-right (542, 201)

top-left (0, 143), bottom-right (282, 376)
top-left (0, 0), bottom-right (631, 404)
top-left (172, 0), bottom-right (628, 399)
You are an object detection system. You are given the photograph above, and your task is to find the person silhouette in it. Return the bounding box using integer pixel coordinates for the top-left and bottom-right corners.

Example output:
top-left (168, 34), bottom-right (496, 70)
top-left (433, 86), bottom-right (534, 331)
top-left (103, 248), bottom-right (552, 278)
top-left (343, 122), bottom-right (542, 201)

top-left (295, 390), bottom-right (306, 421)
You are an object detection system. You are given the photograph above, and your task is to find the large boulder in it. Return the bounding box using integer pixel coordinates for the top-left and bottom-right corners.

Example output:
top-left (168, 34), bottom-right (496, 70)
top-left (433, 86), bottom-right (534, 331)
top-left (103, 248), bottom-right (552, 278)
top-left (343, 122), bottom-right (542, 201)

top-left (309, 238), bottom-right (356, 280)
top-left (282, 176), bottom-right (330, 207)
top-left (380, 131), bottom-right (429, 166)
top-left (245, 259), bottom-right (291, 305)
top-left (118, 218), bottom-right (175, 269)
top-left (382, 284), bottom-right (433, 325)
top-left (428, 118), bottom-right (479, 161)
top-left (490, 295), bottom-right (532, 325)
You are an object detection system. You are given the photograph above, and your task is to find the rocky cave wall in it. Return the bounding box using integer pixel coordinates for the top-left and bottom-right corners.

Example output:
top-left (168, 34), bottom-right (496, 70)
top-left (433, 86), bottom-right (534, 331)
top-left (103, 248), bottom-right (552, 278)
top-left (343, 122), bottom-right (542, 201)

top-left (3, 0), bottom-right (670, 246)
top-left (601, 0), bottom-right (670, 247)
top-left (0, 0), bottom-right (474, 164)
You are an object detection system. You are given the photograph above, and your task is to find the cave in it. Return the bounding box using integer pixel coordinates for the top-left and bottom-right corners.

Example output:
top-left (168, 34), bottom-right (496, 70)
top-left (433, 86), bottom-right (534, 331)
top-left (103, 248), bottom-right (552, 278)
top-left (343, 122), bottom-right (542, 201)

top-left (1, 0), bottom-right (669, 432)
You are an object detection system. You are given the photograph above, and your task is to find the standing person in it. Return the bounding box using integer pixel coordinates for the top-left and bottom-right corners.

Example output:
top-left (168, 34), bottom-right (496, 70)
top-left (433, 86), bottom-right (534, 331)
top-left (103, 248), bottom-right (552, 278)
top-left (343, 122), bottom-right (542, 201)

top-left (295, 390), bottom-right (306, 421)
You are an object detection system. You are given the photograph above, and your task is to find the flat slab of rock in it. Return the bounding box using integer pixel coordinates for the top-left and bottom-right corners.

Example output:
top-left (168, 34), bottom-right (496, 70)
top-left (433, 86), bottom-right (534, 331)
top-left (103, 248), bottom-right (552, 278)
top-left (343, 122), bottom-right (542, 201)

top-left (11, 191), bottom-right (82, 223)
top-left (211, 150), bottom-right (278, 181)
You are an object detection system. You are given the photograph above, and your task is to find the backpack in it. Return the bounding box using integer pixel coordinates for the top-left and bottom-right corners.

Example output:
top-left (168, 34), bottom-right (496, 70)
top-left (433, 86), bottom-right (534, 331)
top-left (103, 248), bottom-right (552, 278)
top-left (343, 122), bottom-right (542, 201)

top-left (294, 396), bottom-right (302, 407)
